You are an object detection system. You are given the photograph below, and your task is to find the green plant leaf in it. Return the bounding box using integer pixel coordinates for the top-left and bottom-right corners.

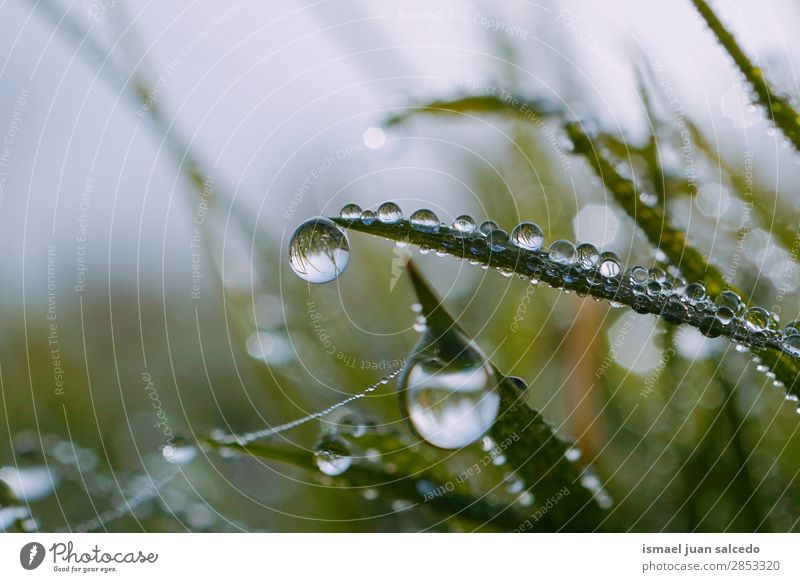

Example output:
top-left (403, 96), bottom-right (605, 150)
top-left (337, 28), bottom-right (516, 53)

top-left (403, 260), bottom-right (607, 531)
top-left (691, 0), bottom-right (800, 153)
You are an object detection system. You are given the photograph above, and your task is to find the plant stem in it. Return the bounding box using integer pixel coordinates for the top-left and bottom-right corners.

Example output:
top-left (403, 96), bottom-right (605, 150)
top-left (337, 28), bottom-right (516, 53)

top-left (691, 0), bottom-right (800, 153)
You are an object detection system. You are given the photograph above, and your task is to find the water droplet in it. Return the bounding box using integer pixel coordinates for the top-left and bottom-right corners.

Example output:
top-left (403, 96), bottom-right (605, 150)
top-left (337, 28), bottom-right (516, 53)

top-left (401, 300), bottom-right (501, 451)
top-left (742, 307), bottom-right (769, 333)
top-left (338, 413), bottom-right (368, 438)
top-left (505, 475), bottom-right (525, 494)
top-left (360, 209), bottom-right (376, 225)
top-left (627, 266), bottom-right (648, 284)
top-left (598, 252), bottom-right (621, 278)
top-left (362, 126), bottom-right (386, 149)
top-left (784, 334), bottom-right (800, 357)
top-left (391, 499), bottom-right (412, 511)
top-left (162, 439), bottom-right (198, 465)
top-left (478, 220), bottom-right (500, 236)
top-left (661, 296), bottom-right (688, 324)
top-left (451, 215), bottom-right (477, 235)
top-left (715, 307), bottom-right (734, 325)
top-left (486, 229), bottom-right (509, 252)
top-left (339, 204), bottom-right (362, 220)
top-left (639, 191), bottom-right (658, 207)
top-left (401, 352), bottom-right (499, 450)
top-left (684, 282), bottom-right (707, 303)
top-left (715, 290), bottom-right (743, 314)
top-left (517, 491), bottom-right (534, 506)
top-left (576, 243), bottom-right (600, 269)
top-left (648, 268), bottom-right (667, 283)
top-left (510, 222), bottom-right (544, 251)
top-left (646, 281), bottom-right (662, 296)
top-left (549, 240), bottom-right (577, 265)
top-left (0, 466), bottom-right (58, 501)
top-left (785, 320), bottom-right (800, 335)
top-left (377, 202), bottom-right (403, 224)
top-left (289, 218), bottom-right (350, 283)
top-left (409, 209), bottom-right (440, 233)
top-left (667, 276), bottom-right (686, 295)
top-left (313, 434), bottom-right (352, 476)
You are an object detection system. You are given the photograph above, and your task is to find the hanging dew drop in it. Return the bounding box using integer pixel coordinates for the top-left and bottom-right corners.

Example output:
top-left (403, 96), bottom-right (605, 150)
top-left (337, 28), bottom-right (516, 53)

top-left (377, 202), bottom-right (403, 224)
top-left (509, 222), bottom-right (544, 251)
top-left (401, 349), bottom-right (500, 449)
top-left (409, 209), bottom-right (440, 233)
top-left (313, 434), bottom-right (352, 476)
top-left (339, 203), bottom-right (362, 220)
top-left (288, 218), bottom-right (350, 283)
top-left (400, 263), bottom-right (500, 450)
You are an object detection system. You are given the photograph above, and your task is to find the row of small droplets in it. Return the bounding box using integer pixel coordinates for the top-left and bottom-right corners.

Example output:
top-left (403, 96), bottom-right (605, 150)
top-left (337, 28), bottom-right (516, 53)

top-left (338, 202), bottom-right (800, 366)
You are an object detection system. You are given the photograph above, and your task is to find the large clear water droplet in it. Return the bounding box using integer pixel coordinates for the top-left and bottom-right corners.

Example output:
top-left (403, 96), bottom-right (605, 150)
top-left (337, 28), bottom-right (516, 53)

top-left (451, 215), bottom-right (477, 235)
top-left (313, 434), bottom-right (352, 476)
top-left (409, 209), bottom-right (440, 233)
top-left (509, 222), bottom-right (544, 250)
top-left (402, 351), bottom-right (500, 449)
top-left (339, 203), bottom-right (362, 220)
top-left (288, 218), bottom-right (350, 283)
top-left (400, 264), bottom-right (500, 449)
top-left (549, 240), bottom-right (577, 265)
top-left (377, 202), bottom-right (403, 224)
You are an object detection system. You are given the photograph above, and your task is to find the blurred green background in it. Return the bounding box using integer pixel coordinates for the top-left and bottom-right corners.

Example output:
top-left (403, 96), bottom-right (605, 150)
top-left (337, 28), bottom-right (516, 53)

top-left (1, 0), bottom-right (800, 532)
